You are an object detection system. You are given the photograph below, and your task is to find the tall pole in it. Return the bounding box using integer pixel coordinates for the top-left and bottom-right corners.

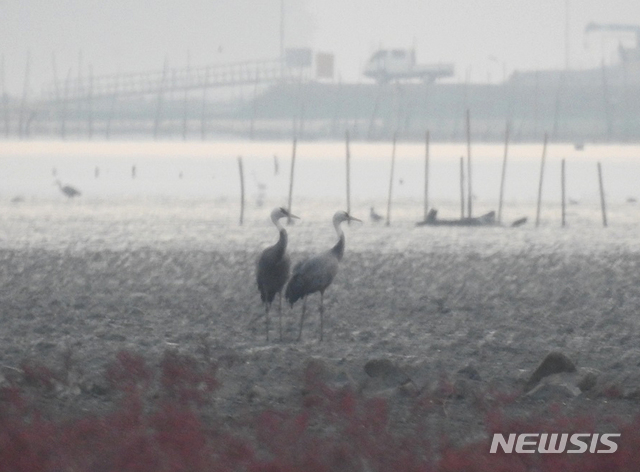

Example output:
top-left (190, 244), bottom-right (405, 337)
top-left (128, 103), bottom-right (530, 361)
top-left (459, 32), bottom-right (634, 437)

top-left (561, 158), bottom-right (566, 227)
top-left (424, 130), bottom-right (430, 221)
top-left (459, 156), bottom-right (465, 219)
top-left (466, 109), bottom-right (473, 218)
top-left (535, 133), bottom-right (548, 227)
top-left (598, 162), bottom-right (608, 227)
top-left (385, 132), bottom-right (397, 226)
top-left (345, 130), bottom-right (351, 220)
top-left (286, 137), bottom-right (297, 225)
top-left (238, 156), bottom-right (245, 225)
top-left (497, 121), bottom-right (510, 224)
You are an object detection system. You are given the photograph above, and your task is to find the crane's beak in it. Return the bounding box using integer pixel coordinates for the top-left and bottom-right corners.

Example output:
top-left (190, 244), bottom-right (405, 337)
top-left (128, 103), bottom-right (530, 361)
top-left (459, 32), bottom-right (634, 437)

top-left (347, 215), bottom-right (362, 223)
top-left (288, 212), bottom-right (300, 220)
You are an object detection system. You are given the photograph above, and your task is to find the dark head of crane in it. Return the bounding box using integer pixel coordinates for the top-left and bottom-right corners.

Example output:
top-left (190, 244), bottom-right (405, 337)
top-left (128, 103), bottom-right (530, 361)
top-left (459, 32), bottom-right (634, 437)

top-left (285, 210), bottom-right (361, 341)
top-left (256, 206), bottom-right (299, 341)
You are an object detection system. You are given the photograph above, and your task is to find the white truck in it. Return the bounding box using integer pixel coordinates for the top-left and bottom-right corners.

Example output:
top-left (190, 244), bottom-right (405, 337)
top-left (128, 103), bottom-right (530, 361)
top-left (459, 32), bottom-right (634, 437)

top-left (363, 49), bottom-right (454, 83)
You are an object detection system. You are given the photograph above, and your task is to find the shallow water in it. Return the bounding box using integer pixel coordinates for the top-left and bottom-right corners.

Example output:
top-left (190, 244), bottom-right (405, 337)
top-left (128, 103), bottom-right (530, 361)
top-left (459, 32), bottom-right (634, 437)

top-left (0, 140), bottom-right (638, 254)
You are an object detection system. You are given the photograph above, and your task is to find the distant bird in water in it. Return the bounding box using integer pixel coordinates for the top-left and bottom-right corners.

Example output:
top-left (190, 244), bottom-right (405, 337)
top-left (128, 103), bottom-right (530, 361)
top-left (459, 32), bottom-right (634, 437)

top-left (273, 155), bottom-right (279, 176)
top-left (256, 207), bottom-right (299, 340)
top-left (55, 180), bottom-right (81, 198)
top-left (132, 165), bottom-right (137, 179)
top-left (511, 217), bottom-right (527, 227)
top-left (95, 166), bottom-right (100, 179)
top-left (286, 210), bottom-right (360, 341)
top-left (370, 206), bottom-right (383, 222)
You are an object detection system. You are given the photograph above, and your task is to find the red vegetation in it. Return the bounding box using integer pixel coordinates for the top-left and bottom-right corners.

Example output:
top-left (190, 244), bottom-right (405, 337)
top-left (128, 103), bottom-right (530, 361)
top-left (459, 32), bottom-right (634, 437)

top-left (0, 351), bottom-right (638, 472)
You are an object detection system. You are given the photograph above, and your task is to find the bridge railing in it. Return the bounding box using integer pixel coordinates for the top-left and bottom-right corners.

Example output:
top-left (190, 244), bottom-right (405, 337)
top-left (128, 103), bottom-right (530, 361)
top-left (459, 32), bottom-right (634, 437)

top-left (41, 59), bottom-right (287, 102)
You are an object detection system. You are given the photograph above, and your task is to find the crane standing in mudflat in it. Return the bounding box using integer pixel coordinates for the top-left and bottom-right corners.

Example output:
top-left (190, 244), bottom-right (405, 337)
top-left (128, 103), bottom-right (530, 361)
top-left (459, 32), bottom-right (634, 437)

top-left (256, 207), bottom-right (298, 341)
top-left (286, 210), bottom-right (360, 341)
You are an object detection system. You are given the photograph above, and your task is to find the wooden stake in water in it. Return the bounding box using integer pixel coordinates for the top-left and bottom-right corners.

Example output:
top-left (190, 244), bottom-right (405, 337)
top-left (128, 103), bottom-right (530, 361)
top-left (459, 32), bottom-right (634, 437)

top-left (497, 121), bottom-right (510, 224)
top-left (535, 133), bottom-right (548, 227)
top-left (238, 156), bottom-right (245, 226)
top-left (345, 130), bottom-right (351, 220)
top-left (287, 137), bottom-right (297, 225)
top-left (424, 130), bottom-right (430, 221)
top-left (598, 162), bottom-right (608, 227)
top-left (386, 132), bottom-right (397, 226)
top-left (460, 156), bottom-right (465, 219)
top-left (466, 109), bottom-right (473, 218)
top-left (561, 158), bottom-right (566, 227)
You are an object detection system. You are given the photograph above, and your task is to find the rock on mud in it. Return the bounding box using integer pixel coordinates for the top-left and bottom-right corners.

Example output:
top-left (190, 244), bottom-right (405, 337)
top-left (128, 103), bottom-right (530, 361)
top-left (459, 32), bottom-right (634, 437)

top-left (525, 351), bottom-right (576, 391)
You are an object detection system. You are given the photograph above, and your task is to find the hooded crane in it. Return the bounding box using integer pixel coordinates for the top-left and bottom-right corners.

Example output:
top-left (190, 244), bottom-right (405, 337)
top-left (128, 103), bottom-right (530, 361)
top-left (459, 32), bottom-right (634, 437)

top-left (285, 210), bottom-right (360, 341)
top-left (56, 180), bottom-right (81, 198)
top-left (256, 207), bottom-right (299, 340)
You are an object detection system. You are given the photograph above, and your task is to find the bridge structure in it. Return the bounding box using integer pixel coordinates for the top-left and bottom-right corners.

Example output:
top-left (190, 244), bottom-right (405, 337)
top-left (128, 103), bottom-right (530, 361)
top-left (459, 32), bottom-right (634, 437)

top-left (41, 58), bottom-right (289, 103)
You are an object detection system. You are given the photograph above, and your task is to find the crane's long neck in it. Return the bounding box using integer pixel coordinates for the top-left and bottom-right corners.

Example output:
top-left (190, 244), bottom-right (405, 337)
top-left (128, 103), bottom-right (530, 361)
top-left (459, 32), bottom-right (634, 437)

top-left (273, 217), bottom-right (288, 257)
top-left (330, 221), bottom-right (345, 260)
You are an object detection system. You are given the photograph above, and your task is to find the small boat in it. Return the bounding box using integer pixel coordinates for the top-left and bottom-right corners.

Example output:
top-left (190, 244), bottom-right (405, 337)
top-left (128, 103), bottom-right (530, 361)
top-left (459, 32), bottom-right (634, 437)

top-left (416, 209), bottom-right (497, 227)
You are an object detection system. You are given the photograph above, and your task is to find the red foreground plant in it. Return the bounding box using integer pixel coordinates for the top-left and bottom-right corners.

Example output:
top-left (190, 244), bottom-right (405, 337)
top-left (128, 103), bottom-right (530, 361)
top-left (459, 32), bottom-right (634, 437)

top-left (0, 350), bottom-right (639, 472)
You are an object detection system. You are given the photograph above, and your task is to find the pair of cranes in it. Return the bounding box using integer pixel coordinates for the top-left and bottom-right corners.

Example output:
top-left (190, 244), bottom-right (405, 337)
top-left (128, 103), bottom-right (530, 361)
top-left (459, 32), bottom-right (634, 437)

top-left (256, 208), bottom-right (360, 342)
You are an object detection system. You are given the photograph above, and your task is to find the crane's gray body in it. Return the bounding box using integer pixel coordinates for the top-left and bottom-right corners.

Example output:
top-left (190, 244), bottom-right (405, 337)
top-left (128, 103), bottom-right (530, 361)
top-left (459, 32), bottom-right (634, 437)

top-left (256, 229), bottom-right (291, 305)
top-left (285, 236), bottom-right (343, 306)
top-left (254, 207), bottom-right (297, 341)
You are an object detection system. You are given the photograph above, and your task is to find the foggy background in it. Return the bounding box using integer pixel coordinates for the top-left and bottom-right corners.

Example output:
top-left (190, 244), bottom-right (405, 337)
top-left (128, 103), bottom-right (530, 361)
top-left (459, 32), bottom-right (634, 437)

top-left (1, 0), bottom-right (639, 93)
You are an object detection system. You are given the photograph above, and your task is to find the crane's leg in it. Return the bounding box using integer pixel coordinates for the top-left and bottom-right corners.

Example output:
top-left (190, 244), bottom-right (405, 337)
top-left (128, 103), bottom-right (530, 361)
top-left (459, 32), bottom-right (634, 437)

top-left (319, 292), bottom-right (324, 342)
top-left (297, 297), bottom-right (307, 341)
top-left (265, 303), bottom-right (271, 341)
top-left (278, 292), bottom-right (283, 341)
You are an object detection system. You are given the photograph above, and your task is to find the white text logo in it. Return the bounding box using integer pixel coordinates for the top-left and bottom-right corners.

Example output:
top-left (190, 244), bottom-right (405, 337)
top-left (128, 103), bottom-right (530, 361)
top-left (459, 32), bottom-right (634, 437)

top-left (490, 433), bottom-right (620, 454)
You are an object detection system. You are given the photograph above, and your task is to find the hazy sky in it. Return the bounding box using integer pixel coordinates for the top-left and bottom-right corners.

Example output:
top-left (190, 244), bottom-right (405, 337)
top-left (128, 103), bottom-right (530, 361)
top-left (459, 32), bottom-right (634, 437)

top-left (1, 0), bottom-right (639, 94)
